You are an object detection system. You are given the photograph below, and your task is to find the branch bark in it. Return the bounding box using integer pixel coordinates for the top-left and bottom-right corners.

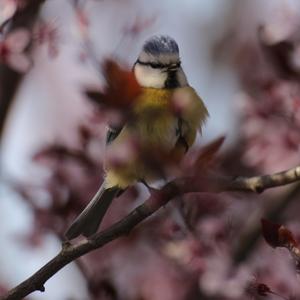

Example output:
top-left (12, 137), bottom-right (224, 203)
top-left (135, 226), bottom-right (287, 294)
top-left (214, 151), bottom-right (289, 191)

top-left (2, 165), bottom-right (300, 300)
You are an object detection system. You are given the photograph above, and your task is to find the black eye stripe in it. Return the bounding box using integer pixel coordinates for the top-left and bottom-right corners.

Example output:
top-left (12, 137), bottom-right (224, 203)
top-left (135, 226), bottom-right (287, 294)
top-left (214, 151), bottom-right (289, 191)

top-left (137, 60), bottom-right (164, 68)
top-left (136, 59), bottom-right (181, 69)
top-left (151, 62), bottom-right (165, 69)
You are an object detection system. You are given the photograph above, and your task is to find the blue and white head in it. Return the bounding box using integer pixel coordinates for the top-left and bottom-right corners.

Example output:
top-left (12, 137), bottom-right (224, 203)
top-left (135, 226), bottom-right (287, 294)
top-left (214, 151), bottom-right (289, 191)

top-left (134, 35), bottom-right (188, 89)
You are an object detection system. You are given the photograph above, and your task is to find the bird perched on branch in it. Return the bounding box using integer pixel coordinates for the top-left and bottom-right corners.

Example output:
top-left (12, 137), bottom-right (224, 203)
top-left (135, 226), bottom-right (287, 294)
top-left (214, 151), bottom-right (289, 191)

top-left (65, 35), bottom-right (208, 240)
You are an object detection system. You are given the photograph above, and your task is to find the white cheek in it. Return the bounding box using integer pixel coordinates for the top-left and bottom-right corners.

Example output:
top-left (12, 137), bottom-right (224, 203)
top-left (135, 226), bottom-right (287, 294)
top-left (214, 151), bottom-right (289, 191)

top-left (134, 64), bottom-right (167, 88)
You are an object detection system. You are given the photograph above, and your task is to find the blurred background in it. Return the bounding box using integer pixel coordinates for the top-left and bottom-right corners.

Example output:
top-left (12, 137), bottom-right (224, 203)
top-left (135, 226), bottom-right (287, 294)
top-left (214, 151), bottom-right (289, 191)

top-left (1, 0), bottom-right (300, 299)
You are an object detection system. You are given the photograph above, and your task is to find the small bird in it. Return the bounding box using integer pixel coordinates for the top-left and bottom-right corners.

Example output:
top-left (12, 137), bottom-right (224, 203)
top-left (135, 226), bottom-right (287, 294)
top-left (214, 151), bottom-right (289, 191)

top-left (65, 35), bottom-right (208, 239)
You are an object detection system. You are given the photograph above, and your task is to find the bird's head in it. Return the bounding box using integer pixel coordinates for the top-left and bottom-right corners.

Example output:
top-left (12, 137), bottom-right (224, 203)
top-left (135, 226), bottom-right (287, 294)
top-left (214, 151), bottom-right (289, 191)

top-left (133, 35), bottom-right (188, 89)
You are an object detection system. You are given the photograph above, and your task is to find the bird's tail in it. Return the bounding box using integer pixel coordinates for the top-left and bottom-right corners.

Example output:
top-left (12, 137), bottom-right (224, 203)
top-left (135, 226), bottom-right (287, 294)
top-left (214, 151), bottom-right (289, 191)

top-left (65, 183), bottom-right (121, 240)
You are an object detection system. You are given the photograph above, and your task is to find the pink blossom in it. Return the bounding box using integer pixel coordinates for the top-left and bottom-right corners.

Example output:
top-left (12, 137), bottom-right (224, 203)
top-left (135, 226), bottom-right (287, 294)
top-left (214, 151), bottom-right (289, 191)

top-left (33, 20), bottom-right (60, 57)
top-left (0, 28), bottom-right (31, 72)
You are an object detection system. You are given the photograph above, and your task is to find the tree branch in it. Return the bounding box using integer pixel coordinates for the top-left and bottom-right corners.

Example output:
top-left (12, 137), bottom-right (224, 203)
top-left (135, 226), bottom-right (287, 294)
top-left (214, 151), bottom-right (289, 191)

top-left (223, 165), bottom-right (300, 193)
top-left (2, 165), bottom-right (300, 300)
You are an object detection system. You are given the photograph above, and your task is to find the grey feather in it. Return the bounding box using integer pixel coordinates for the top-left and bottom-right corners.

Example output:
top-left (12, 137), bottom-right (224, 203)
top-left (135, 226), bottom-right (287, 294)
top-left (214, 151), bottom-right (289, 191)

top-left (65, 184), bottom-right (121, 239)
top-left (143, 35), bottom-right (179, 55)
top-left (106, 126), bottom-right (122, 144)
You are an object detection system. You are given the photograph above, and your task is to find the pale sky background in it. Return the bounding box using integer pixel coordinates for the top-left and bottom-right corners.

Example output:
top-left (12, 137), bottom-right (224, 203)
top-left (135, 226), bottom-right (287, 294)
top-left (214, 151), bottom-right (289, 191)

top-left (0, 0), bottom-right (243, 299)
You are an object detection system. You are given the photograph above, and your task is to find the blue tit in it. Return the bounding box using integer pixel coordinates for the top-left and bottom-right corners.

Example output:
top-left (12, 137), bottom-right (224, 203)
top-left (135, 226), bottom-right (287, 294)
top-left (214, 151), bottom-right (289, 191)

top-left (65, 35), bottom-right (208, 239)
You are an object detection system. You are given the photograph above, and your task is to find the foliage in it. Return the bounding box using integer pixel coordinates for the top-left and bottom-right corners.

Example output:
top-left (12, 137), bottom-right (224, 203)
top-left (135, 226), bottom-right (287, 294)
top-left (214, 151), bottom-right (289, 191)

top-left (2, 1), bottom-right (300, 300)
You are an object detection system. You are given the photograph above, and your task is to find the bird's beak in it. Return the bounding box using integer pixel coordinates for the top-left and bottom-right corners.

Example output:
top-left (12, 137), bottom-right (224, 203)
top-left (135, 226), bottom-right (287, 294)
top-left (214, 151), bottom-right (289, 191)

top-left (167, 64), bottom-right (179, 72)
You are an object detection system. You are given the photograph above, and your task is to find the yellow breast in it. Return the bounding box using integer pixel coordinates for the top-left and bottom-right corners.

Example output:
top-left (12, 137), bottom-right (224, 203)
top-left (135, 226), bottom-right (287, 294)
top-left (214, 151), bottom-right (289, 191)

top-left (134, 88), bottom-right (173, 110)
top-left (133, 88), bottom-right (177, 148)
top-left (104, 86), bottom-right (208, 189)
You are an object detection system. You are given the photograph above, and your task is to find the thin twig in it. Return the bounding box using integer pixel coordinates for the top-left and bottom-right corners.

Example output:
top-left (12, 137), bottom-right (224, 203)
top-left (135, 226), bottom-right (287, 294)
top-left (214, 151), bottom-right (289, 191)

top-left (2, 165), bottom-right (300, 300)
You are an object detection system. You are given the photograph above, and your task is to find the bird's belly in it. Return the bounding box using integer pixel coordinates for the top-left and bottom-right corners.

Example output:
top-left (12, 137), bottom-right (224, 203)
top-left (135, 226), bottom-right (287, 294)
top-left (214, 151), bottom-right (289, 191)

top-left (104, 110), bottom-right (178, 188)
top-left (136, 113), bottom-right (178, 150)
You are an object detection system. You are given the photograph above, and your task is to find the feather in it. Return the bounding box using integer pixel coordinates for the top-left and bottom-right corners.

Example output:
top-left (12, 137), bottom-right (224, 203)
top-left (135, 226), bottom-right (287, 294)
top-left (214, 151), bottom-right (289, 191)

top-left (65, 184), bottom-right (121, 239)
top-left (143, 35), bottom-right (179, 55)
top-left (106, 126), bottom-right (123, 144)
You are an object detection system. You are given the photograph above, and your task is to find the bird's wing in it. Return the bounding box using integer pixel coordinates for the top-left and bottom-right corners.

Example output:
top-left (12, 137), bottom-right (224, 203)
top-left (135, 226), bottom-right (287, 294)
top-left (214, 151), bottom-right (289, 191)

top-left (175, 118), bottom-right (189, 153)
top-left (106, 125), bottom-right (123, 144)
top-left (173, 86), bottom-right (209, 153)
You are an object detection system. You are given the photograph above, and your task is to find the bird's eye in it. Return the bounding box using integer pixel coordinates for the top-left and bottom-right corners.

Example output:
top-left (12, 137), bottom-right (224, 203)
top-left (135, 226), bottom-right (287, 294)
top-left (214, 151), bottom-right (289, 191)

top-left (136, 59), bottom-right (165, 69)
top-left (149, 62), bottom-right (164, 69)
top-left (136, 59), bottom-right (181, 69)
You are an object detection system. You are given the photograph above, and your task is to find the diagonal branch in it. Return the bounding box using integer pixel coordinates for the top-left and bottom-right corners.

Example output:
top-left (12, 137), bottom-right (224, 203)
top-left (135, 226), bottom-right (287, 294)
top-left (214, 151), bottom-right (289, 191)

top-left (223, 165), bottom-right (300, 193)
top-left (2, 165), bottom-right (300, 300)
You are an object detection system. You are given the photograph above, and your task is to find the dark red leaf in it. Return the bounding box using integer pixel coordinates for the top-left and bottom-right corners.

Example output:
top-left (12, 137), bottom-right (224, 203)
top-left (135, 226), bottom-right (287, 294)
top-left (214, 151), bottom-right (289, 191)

top-left (261, 219), bottom-right (281, 248)
top-left (257, 283), bottom-right (272, 297)
top-left (194, 136), bottom-right (225, 170)
top-left (33, 145), bottom-right (97, 169)
top-left (278, 226), bottom-right (298, 248)
top-left (85, 59), bottom-right (142, 111)
top-left (261, 219), bottom-right (299, 249)
top-left (78, 125), bottom-right (92, 147)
